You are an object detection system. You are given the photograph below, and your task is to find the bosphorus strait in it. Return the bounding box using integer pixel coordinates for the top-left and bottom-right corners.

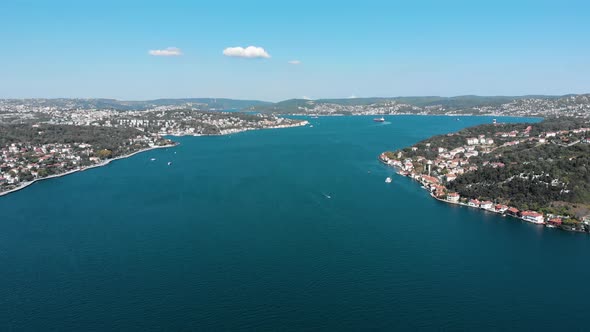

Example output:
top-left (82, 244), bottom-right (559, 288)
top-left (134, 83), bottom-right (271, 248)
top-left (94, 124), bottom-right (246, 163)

top-left (2, 116), bottom-right (589, 330)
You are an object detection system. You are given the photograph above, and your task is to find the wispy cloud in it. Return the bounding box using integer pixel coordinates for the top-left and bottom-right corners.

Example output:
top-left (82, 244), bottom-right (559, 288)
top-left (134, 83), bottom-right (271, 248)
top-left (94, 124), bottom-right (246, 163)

top-left (148, 47), bottom-right (183, 56)
top-left (288, 60), bottom-right (301, 65)
top-left (223, 46), bottom-right (270, 58)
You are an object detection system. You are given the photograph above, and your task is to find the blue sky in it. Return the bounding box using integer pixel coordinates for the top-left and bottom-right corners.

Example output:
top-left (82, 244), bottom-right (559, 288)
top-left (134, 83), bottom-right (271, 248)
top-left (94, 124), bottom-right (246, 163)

top-left (1, 0), bottom-right (589, 101)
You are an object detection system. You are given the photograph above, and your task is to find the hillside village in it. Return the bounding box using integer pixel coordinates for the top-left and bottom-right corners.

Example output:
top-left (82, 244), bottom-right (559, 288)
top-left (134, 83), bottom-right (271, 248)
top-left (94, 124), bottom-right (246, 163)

top-left (0, 106), bottom-right (308, 196)
top-left (0, 125), bottom-right (174, 195)
top-left (380, 118), bottom-right (590, 233)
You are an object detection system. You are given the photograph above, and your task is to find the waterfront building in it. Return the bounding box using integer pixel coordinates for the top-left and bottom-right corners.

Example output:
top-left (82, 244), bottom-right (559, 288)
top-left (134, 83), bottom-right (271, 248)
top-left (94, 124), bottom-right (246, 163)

top-left (447, 192), bottom-right (460, 203)
top-left (521, 211), bottom-right (545, 224)
top-left (480, 201), bottom-right (493, 210)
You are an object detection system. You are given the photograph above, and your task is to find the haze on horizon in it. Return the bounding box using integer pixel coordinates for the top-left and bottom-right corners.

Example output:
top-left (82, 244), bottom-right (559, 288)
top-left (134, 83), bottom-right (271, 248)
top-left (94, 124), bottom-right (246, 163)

top-left (1, 0), bottom-right (589, 102)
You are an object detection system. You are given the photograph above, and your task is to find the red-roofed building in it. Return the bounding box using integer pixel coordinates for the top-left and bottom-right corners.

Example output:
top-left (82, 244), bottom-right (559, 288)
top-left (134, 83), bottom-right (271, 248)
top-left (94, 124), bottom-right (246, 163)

top-left (446, 174), bottom-right (457, 182)
top-left (507, 207), bottom-right (519, 216)
top-left (468, 199), bottom-right (480, 207)
top-left (495, 204), bottom-right (508, 213)
top-left (521, 211), bottom-right (544, 224)
top-left (421, 175), bottom-right (440, 185)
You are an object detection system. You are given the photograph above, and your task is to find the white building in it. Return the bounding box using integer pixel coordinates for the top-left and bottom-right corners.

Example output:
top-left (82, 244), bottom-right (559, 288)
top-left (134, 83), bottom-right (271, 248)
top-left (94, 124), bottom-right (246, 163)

top-left (447, 192), bottom-right (460, 203)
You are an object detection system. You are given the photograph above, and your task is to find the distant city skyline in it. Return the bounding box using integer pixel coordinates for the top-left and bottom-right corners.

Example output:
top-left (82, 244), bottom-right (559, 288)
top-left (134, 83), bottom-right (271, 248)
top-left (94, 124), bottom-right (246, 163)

top-left (1, 0), bottom-right (589, 101)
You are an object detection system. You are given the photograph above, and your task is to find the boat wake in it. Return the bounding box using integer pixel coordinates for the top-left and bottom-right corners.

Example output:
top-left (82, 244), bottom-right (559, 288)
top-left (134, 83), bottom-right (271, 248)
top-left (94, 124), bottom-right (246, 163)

top-left (372, 121), bottom-right (392, 126)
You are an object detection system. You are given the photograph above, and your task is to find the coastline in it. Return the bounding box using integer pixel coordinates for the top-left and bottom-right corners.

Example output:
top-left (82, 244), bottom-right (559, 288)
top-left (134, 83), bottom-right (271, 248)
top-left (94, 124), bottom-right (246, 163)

top-left (384, 161), bottom-right (586, 233)
top-left (281, 113), bottom-right (542, 118)
top-left (0, 143), bottom-right (177, 198)
top-left (164, 120), bottom-right (309, 137)
top-left (0, 121), bottom-right (308, 198)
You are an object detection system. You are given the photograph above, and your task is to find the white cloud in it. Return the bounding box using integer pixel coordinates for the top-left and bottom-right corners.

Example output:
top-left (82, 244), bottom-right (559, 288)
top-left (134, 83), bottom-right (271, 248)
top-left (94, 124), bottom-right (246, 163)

top-left (223, 46), bottom-right (270, 58)
top-left (148, 47), bottom-right (183, 56)
top-left (288, 60), bottom-right (301, 65)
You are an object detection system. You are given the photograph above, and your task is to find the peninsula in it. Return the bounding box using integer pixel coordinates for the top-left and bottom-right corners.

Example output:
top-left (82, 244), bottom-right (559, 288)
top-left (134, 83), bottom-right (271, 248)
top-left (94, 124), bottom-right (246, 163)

top-left (380, 117), bottom-right (590, 233)
top-left (0, 104), bottom-right (308, 196)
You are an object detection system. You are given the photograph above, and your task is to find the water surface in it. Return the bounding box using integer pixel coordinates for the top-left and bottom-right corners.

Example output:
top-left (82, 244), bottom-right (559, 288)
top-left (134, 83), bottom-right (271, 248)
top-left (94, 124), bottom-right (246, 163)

top-left (2, 115), bottom-right (588, 331)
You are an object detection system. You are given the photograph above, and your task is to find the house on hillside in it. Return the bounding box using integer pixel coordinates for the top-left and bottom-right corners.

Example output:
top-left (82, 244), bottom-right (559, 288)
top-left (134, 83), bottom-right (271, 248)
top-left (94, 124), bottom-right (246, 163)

top-left (446, 174), bottom-right (457, 182)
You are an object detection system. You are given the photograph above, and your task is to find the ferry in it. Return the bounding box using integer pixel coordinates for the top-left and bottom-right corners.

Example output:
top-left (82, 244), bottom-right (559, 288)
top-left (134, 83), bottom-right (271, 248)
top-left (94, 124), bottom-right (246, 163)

top-left (385, 177), bottom-right (392, 183)
top-left (373, 117), bottom-right (385, 122)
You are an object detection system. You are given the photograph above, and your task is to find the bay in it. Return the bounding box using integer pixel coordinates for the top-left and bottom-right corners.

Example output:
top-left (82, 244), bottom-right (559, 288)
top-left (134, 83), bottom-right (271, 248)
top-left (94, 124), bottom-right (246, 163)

top-left (1, 115), bottom-right (588, 331)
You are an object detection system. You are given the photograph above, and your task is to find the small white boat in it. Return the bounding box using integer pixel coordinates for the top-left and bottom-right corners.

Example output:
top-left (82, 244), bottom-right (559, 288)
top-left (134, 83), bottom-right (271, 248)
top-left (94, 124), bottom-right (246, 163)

top-left (309, 125), bottom-right (314, 128)
top-left (150, 158), bottom-right (156, 161)
top-left (385, 177), bottom-right (392, 183)
top-left (167, 162), bottom-right (172, 166)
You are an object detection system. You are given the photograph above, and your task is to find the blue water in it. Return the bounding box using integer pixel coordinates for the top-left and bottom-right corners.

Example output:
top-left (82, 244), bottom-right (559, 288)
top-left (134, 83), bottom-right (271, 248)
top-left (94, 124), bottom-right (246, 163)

top-left (1, 115), bottom-right (588, 331)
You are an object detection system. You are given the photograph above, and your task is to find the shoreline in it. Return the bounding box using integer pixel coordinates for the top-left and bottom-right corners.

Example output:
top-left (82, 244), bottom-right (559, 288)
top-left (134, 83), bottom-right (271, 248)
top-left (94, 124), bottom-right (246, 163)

top-left (164, 120), bottom-right (310, 137)
top-left (0, 121), bottom-right (308, 198)
top-left (384, 161), bottom-right (586, 233)
top-left (281, 113), bottom-right (543, 119)
top-left (0, 144), bottom-right (177, 198)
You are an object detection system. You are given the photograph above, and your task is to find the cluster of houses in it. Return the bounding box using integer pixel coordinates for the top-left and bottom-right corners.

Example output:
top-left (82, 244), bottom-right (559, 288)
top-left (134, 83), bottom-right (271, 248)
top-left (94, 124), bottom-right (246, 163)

top-left (445, 193), bottom-right (547, 224)
top-left (0, 134), bottom-right (163, 193)
top-left (378, 124), bottom-right (590, 229)
top-left (397, 172), bottom-right (551, 225)
top-left (382, 124), bottom-right (590, 188)
top-left (1, 142), bottom-right (86, 186)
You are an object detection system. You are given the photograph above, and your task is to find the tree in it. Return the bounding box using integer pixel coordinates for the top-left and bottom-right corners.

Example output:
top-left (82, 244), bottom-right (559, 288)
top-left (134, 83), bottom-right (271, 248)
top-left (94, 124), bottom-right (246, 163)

top-left (96, 149), bottom-right (113, 159)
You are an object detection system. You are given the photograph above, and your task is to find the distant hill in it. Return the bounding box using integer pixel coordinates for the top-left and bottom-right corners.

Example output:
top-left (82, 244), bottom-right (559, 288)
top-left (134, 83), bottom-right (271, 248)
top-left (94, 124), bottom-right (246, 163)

top-left (0, 98), bottom-right (272, 111)
top-left (137, 98), bottom-right (272, 110)
top-left (250, 94), bottom-right (590, 116)
top-left (2, 95), bottom-right (588, 116)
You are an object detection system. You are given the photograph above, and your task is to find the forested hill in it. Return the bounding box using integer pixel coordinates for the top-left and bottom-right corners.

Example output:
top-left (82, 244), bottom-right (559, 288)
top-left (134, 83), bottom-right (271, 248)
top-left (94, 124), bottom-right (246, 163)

top-left (0, 98), bottom-right (271, 111)
top-left (2, 95), bottom-right (589, 117)
top-left (250, 94), bottom-right (590, 117)
top-left (386, 117), bottom-right (590, 219)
